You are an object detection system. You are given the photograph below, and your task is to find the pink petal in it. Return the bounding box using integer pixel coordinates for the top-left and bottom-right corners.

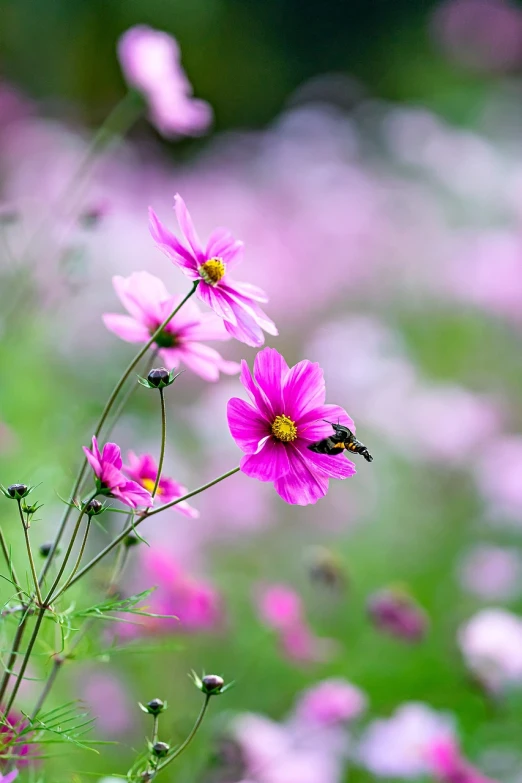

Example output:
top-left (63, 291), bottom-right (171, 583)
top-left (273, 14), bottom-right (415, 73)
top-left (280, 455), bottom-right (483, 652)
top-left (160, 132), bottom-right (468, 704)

top-left (274, 447), bottom-right (329, 506)
top-left (239, 360), bottom-right (274, 420)
top-left (298, 443), bottom-right (357, 479)
top-left (197, 283), bottom-right (238, 325)
top-left (102, 442), bottom-right (123, 470)
top-left (253, 347), bottom-right (288, 414)
top-left (240, 439), bottom-right (291, 481)
top-left (284, 361), bottom-right (326, 422)
top-left (299, 404), bottom-right (355, 441)
top-left (174, 499), bottom-right (200, 518)
top-left (148, 207), bottom-right (198, 272)
top-left (83, 446), bottom-right (101, 479)
top-left (174, 194), bottom-right (205, 262)
top-left (103, 313), bottom-right (151, 343)
top-left (228, 397), bottom-right (269, 453)
top-left (181, 311), bottom-right (232, 342)
top-left (224, 308), bottom-right (265, 347)
top-left (231, 280), bottom-right (269, 303)
top-left (206, 228), bottom-right (244, 268)
top-left (158, 347), bottom-right (182, 371)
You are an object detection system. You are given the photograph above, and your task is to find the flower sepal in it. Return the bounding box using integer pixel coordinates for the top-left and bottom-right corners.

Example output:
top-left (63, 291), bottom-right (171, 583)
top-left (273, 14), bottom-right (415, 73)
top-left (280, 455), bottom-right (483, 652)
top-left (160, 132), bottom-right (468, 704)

top-left (139, 698), bottom-right (167, 715)
top-left (1, 483), bottom-right (34, 501)
top-left (138, 367), bottom-right (183, 390)
top-left (190, 671), bottom-right (233, 696)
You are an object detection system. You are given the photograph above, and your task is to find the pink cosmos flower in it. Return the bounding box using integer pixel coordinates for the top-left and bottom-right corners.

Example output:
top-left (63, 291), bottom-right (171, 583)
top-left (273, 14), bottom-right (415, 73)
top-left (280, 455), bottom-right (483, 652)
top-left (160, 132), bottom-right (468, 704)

top-left (83, 437), bottom-right (153, 509)
top-left (458, 608), bottom-right (522, 693)
top-left (124, 452), bottom-right (199, 517)
top-left (292, 679), bottom-right (367, 727)
top-left (256, 584), bottom-right (336, 663)
top-left (427, 739), bottom-right (496, 783)
top-left (0, 773), bottom-right (18, 783)
top-left (149, 195), bottom-right (277, 347)
top-left (103, 272), bottom-right (239, 382)
top-left (117, 25), bottom-right (212, 137)
top-left (227, 347), bottom-right (357, 505)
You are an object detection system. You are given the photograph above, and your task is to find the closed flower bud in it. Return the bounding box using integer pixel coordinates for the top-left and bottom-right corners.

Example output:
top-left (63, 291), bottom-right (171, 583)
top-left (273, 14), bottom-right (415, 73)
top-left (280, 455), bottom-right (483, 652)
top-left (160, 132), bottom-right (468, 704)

top-left (201, 674), bottom-right (225, 694)
top-left (6, 483), bottom-right (30, 499)
top-left (367, 588), bottom-right (428, 643)
top-left (146, 698), bottom-right (165, 715)
top-left (39, 542), bottom-right (60, 558)
top-left (84, 499), bottom-right (104, 516)
top-left (152, 741), bottom-right (169, 758)
top-left (147, 367), bottom-right (170, 388)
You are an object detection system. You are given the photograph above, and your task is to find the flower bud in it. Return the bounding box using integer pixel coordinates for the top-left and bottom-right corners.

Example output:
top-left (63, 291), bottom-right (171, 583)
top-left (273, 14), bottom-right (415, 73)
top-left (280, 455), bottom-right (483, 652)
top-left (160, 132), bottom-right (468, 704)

top-left (201, 674), bottom-right (225, 694)
top-left (84, 499), bottom-right (104, 516)
top-left (145, 698), bottom-right (165, 715)
top-left (22, 500), bottom-right (43, 516)
top-left (39, 542), bottom-right (60, 558)
top-left (6, 484), bottom-right (29, 499)
top-left (138, 367), bottom-right (183, 389)
top-left (152, 741), bottom-right (169, 758)
top-left (367, 588), bottom-right (428, 643)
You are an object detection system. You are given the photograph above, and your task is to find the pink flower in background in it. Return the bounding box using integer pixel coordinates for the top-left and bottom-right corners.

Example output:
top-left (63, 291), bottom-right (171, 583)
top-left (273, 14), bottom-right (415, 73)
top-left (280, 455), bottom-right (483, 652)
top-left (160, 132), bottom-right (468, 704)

top-left (367, 588), bottom-right (428, 643)
top-left (0, 772), bottom-right (18, 783)
top-left (80, 672), bottom-right (135, 737)
top-left (0, 709), bottom-right (35, 769)
top-left (458, 608), bottom-right (522, 692)
top-left (149, 195), bottom-right (277, 347)
top-left (124, 452), bottom-right (199, 516)
top-left (459, 545), bottom-right (522, 601)
top-left (427, 738), bottom-right (496, 783)
top-left (83, 436), bottom-right (153, 509)
top-left (358, 703), bottom-right (456, 778)
top-left (256, 584), bottom-right (336, 663)
top-left (474, 436), bottom-right (522, 520)
top-left (117, 25), bottom-right (212, 137)
top-left (227, 347), bottom-right (357, 505)
top-left (103, 272), bottom-right (239, 382)
top-left (292, 679), bottom-right (367, 727)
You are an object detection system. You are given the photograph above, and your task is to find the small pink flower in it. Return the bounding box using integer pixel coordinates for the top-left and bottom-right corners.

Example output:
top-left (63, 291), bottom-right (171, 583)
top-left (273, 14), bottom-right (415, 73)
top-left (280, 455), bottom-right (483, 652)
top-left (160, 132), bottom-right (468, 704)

top-left (227, 347), bottom-right (357, 505)
top-left (103, 271), bottom-right (240, 382)
top-left (124, 452), bottom-right (199, 517)
top-left (367, 588), bottom-right (428, 643)
top-left (0, 773), bottom-right (19, 783)
top-left (293, 679), bottom-right (367, 727)
top-left (458, 608), bottom-right (522, 692)
top-left (149, 195), bottom-right (277, 347)
top-left (0, 709), bottom-right (35, 769)
top-left (256, 584), bottom-right (336, 664)
top-left (427, 739), bottom-right (496, 783)
top-left (83, 436), bottom-right (153, 509)
top-left (117, 25), bottom-right (212, 138)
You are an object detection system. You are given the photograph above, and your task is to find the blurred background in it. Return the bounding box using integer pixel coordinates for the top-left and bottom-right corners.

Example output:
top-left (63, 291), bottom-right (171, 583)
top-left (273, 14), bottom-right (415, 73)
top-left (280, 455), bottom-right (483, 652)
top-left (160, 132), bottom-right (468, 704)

top-left (2, 0), bottom-right (522, 781)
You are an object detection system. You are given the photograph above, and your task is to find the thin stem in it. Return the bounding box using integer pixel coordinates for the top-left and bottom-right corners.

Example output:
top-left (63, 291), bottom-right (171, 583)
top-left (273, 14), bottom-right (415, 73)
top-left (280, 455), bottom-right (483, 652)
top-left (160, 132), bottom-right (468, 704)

top-left (56, 516), bottom-right (92, 598)
top-left (151, 714), bottom-right (160, 746)
top-left (45, 496), bottom-right (96, 606)
top-left (103, 347), bottom-right (159, 444)
top-left (155, 696), bottom-right (210, 774)
top-left (62, 467), bottom-right (240, 594)
top-left (37, 282), bottom-right (198, 589)
top-left (17, 502), bottom-right (43, 606)
top-left (0, 526), bottom-right (24, 603)
top-left (29, 656), bottom-right (63, 720)
top-left (152, 389), bottom-right (166, 499)
top-left (4, 606), bottom-right (45, 714)
top-left (0, 620), bottom-right (27, 706)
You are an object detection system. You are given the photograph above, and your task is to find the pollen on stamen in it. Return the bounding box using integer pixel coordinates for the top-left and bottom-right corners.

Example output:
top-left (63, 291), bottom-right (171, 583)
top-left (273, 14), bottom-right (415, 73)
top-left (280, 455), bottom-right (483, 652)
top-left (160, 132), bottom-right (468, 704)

top-left (142, 477), bottom-right (162, 495)
top-left (198, 257), bottom-right (226, 286)
top-left (271, 414), bottom-right (298, 442)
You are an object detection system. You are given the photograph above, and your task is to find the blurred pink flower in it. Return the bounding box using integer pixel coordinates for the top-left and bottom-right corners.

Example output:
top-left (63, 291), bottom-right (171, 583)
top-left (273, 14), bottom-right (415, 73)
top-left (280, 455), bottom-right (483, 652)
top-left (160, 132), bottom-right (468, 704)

top-left (292, 678), bottom-right (367, 727)
top-left (124, 452), bottom-right (199, 516)
top-left (149, 195), bottom-right (277, 346)
top-left (103, 271), bottom-right (239, 382)
top-left (358, 702), bottom-right (456, 778)
top-left (140, 548), bottom-right (222, 634)
top-left (227, 347), bottom-right (356, 505)
top-left (427, 738), bottom-right (496, 783)
top-left (0, 709), bottom-right (35, 769)
top-left (459, 545), bottom-right (522, 601)
top-left (117, 25), bottom-right (212, 137)
top-left (256, 584), bottom-right (336, 663)
top-left (474, 437), bottom-right (522, 519)
top-left (80, 671), bottom-right (134, 737)
top-left (458, 608), bottom-right (522, 692)
top-left (83, 436), bottom-right (153, 509)
top-left (432, 0), bottom-right (522, 74)
top-left (0, 772), bottom-right (18, 783)
top-left (367, 588), bottom-right (428, 643)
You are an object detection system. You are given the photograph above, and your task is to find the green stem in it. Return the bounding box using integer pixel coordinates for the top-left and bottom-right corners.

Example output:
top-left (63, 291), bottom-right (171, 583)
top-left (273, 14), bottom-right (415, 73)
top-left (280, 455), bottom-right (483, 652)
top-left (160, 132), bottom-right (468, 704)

top-left (56, 516), bottom-right (92, 598)
top-left (38, 282), bottom-right (199, 589)
top-left (29, 655), bottom-right (63, 720)
top-left (0, 526), bottom-right (24, 603)
top-left (155, 696), bottom-right (210, 774)
top-left (45, 496), bottom-right (96, 606)
top-left (152, 389), bottom-right (166, 499)
top-left (17, 501), bottom-right (43, 606)
top-left (4, 606), bottom-right (46, 714)
top-left (151, 714), bottom-right (160, 746)
top-left (61, 467), bottom-right (240, 594)
top-left (104, 347), bottom-right (159, 444)
top-left (0, 620), bottom-right (27, 706)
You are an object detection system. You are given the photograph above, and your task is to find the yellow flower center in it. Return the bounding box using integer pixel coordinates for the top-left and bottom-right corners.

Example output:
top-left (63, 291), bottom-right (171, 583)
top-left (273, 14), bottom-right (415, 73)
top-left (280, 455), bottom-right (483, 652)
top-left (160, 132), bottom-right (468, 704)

top-left (142, 477), bottom-right (161, 495)
top-left (198, 257), bottom-right (226, 286)
top-left (271, 414), bottom-right (298, 442)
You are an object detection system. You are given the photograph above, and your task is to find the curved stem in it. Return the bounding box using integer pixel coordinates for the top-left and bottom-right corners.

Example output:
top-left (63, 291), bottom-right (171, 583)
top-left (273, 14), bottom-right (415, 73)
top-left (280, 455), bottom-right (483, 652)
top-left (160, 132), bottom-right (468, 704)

top-left (155, 696), bottom-right (210, 774)
top-left (152, 389), bottom-right (166, 499)
top-left (0, 620), bottom-right (27, 706)
top-left (0, 526), bottom-right (23, 603)
top-left (4, 605), bottom-right (45, 714)
top-left (37, 282), bottom-right (198, 589)
top-left (56, 516), bottom-right (92, 598)
top-left (17, 501), bottom-right (43, 606)
top-left (61, 466), bottom-right (240, 595)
